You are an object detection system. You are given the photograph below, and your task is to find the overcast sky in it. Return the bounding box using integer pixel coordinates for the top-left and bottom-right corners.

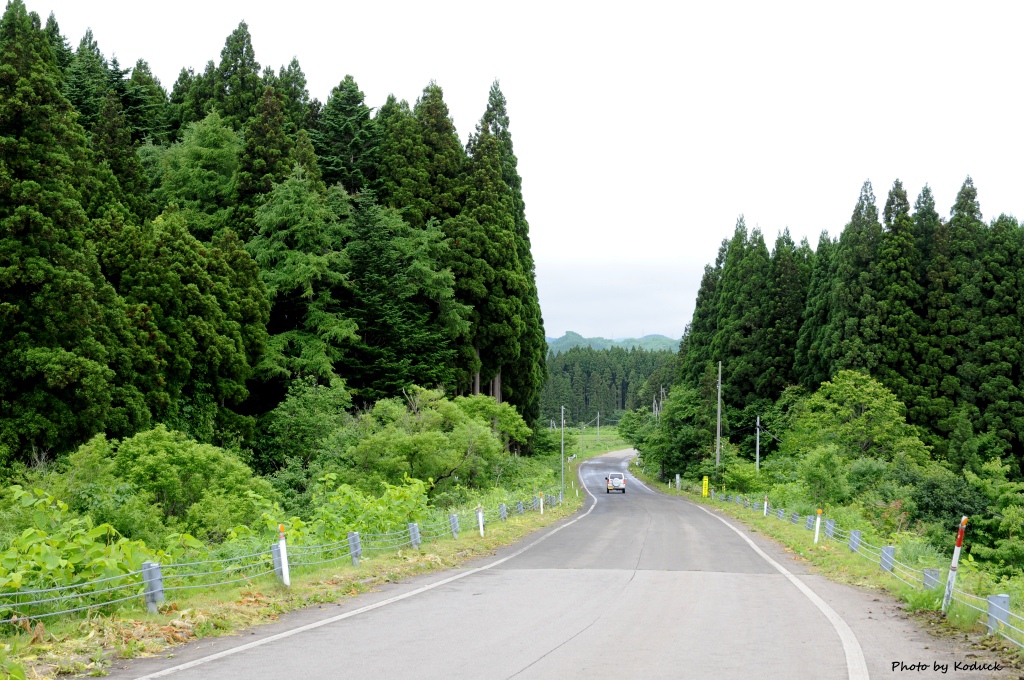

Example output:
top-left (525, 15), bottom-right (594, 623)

top-left (32, 1), bottom-right (1024, 340)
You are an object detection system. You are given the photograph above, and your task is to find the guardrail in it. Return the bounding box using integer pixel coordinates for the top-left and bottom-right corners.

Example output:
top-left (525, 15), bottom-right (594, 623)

top-left (0, 489), bottom-right (566, 626)
top-left (707, 489), bottom-right (1024, 651)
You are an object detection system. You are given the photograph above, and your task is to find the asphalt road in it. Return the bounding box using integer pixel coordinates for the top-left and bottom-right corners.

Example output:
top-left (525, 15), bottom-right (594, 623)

top-left (117, 450), bottom-right (1011, 680)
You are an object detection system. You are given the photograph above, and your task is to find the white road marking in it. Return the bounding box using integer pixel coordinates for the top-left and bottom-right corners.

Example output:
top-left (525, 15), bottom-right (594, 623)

top-left (694, 504), bottom-right (870, 680)
top-left (133, 463), bottom-right (602, 679)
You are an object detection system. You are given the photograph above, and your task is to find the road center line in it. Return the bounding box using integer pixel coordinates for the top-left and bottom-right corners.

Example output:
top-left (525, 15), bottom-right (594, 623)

top-left (694, 504), bottom-right (869, 680)
top-left (134, 463), bottom-right (602, 679)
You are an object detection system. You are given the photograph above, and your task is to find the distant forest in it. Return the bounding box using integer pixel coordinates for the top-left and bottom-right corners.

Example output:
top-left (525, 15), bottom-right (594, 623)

top-left (546, 331), bottom-right (678, 355)
top-left (540, 346), bottom-right (676, 425)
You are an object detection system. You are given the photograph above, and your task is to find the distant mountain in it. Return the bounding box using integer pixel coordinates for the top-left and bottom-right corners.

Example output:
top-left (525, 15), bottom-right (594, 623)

top-left (546, 331), bottom-right (678, 355)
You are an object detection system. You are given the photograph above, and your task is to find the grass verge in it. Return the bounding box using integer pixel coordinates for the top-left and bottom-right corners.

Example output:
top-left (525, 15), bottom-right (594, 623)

top-left (3, 493), bottom-right (584, 679)
top-left (629, 463), bottom-right (1023, 671)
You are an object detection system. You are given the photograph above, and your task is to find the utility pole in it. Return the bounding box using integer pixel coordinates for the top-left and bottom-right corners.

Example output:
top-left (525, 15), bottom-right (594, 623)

top-left (597, 411), bottom-right (600, 442)
top-left (715, 361), bottom-right (722, 468)
top-left (560, 405), bottom-right (565, 501)
top-left (755, 414), bottom-right (760, 472)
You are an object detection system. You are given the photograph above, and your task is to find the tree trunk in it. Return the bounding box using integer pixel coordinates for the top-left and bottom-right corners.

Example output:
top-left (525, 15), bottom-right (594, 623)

top-left (494, 369), bottom-right (502, 404)
top-left (473, 347), bottom-right (481, 395)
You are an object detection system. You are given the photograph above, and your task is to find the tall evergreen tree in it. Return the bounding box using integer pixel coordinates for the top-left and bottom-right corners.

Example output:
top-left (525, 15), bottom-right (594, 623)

top-left (168, 61), bottom-right (216, 140)
top-left (823, 181), bottom-right (883, 372)
top-left (709, 219), bottom-right (771, 407)
top-left (456, 127), bottom-right (526, 402)
top-left (414, 82), bottom-right (465, 223)
top-left (0, 0), bottom-right (148, 459)
top-left (477, 82), bottom-right (546, 420)
top-left (276, 57), bottom-right (312, 132)
top-left (759, 229), bottom-right (811, 399)
top-left (375, 94), bottom-right (430, 225)
top-left (91, 90), bottom-right (152, 220)
top-left (312, 75), bottom-right (377, 193)
top-left (679, 240), bottom-right (727, 385)
top-left (234, 86), bottom-right (294, 239)
top-left (335, 196), bottom-right (469, 401)
top-left (794, 232), bottom-right (835, 388)
top-left (128, 59), bottom-right (169, 142)
top-left (873, 179), bottom-right (924, 418)
top-left (213, 22), bottom-right (262, 129)
top-left (41, 12), bottom-right (71, 78)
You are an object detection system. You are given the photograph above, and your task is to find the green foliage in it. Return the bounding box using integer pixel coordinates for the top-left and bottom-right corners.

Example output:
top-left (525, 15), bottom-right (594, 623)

top-left (312, 75), bottom-right (377, 193)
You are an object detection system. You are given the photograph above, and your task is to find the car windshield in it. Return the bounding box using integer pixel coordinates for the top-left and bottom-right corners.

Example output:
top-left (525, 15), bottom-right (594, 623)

top-left (609, 473), bottom-right (623, 479)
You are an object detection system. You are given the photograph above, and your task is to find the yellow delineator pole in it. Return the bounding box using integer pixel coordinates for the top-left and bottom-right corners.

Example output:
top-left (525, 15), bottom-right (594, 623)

top-left (702, 476), bottom-right (709, 498)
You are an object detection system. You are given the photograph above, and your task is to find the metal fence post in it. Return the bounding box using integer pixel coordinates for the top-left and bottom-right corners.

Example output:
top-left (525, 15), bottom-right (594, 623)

top-left (271, 543), bottom-right (283, 580)
top-left (777, 508), bottom-right (785, 520)
top-left (711, 490), bottom-right (716, 500)
top-left (675, 473), bottom-right (680, 491)
top-left (499, 503), bottom-right (507, 521)
top-left (142, 561), bottom-right (164, 613)
top-left (477, 507), bottom-right (485, 537)
top-left (278, 524), bottom-right (290, 587)
top-left (804, 516), bottom-right (814, 530)
top-left (881, 546), bottom-right (895, 572)
top-left (349, 531), bottom-right (362, 567)
top-left (849, 530), bottom-right (861, 552)
top-left (449, 514), bottom-right (459, 539)
top-left (987, 594), bottom-right (1010, 634)
top-left (517, 500), bottom-right (524, 515)
top-left (764, 496), bottom-right (769, 517)
top-left (409, 522), bottom-right (421, 549)
top-left (923, 569), bottom-right (940, 590)
top-left (790, 512), bottom-right (799, 524)
top-left (825, 519), bottom-right (835, 539)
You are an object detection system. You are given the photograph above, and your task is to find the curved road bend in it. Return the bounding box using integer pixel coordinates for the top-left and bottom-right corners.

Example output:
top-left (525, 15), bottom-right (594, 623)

top-left (117, 450), bottom-right (1004, 680)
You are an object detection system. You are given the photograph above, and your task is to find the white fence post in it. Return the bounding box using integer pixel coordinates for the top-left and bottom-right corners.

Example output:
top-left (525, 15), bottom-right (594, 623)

top-left (942, 517), bottom-right (968, 613)
top-left (449, 514), bottom-right (459, 539)
top-left (813, 510), bottom-right (822, 544)
top-left (477, 507), bottom-right (485, 537)
top-left (278, 524), bottom-right (290, 587)
top-left (540, 494), bottom-right (544, 515)
top-left (409, 522), bottom-right (421, 549)
top-left (881, 546), bottom-right (895, 572)
top-left (675, 473), bottom-right (680, 491)
top-left (763, 496), bottom-right (769, 517)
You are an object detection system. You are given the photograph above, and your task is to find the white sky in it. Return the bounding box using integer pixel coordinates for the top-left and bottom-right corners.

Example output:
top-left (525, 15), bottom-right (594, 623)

top-left (31, 0), bottom-right (1024, 340)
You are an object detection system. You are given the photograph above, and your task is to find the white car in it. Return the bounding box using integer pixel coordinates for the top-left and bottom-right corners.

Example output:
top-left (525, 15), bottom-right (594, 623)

top-left (605, 472), bottom-right (626, 493)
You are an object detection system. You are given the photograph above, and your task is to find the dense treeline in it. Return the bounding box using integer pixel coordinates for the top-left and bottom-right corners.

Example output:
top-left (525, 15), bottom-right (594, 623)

top-left (0, 2), bottom-right (546, 471)
top-left (540, 346), bottom-right (676, 425)
top-left (678, 179), bottom-right (1024, 478)
top-left (623, 178), bottom-right (1024, 572)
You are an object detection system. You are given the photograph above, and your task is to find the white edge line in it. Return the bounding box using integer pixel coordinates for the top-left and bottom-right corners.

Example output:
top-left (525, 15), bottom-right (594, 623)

top-left (694, 504), bottom-right (870, 680)
top-left (134, 463), bottom-right (602, 679)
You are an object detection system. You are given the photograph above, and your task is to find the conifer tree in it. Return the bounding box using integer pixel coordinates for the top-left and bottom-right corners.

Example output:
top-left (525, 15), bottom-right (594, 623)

top-left (709, 219), bottom-right (771, 407)
top-left (312, 75), bottom-right (377, 193)
top-left (823, 181), bottom-right (882, 372)
top-left (92, 91), bottom-right (152, 220)
top-left (375, 95), bottom-right (430, 225)
top-left (873, 180), bottom-right (924, 417)
top-left (168, 62), bottom-right (216, 140)
top-left (234, 86), bottom-right (294, 239)
top-left (759, 229), bottom-right (810, 398)
top-left (794, 232), bottom-right (835, 388)
top-left (0, 0), bottom-right (148, 458)
top-left (42, 12), bottom-right (71, 78)
top-left (679, 241), bottom-right (727, 385)
top-left (973, 213), bottom-right (1024, 473)
top-left (246, 168), bottom-right (356, 386)
top-left (477, 82), bottom-right (546, 419)
top-left (129, 59), bottom-right (169, 142)
top-left (335, 196), bottom-right (469, 401)
top-left (912, 186), bottom-right (955, 454)
top-left (213, 22), bottom-right (262, 129)
top-left (414, 82), bottom-right (465, 223)
top-left (276, 57), bottom-right (312, 132)
top-left (456, 127), bottom-right (526, 401)
top-left (62, 28), bottom-right (110, 132)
